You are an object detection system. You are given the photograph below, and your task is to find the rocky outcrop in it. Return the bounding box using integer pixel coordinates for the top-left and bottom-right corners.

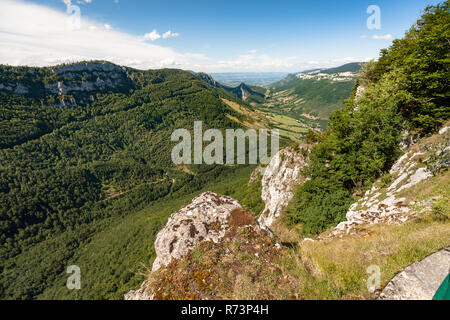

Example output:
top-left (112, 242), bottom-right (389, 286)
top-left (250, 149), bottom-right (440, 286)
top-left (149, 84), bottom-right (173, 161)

top-left (125, 191), bottom-right (281, 300)
top-left (0, 61), bottom-right (134, 107)
top-left (354, 85), bottom-right (366, 100)
top-left (151, 192), bottom-right (243, 271)
top-left (125, 191), bottom-right (289, 300)
top-left (48, 62), bottom-right (133, 106)
top-left (196, 72), bottom-right (220, 87)
top-left (228, 83), bottom-right (265, 102)
top-left (124, 282), bottom-right (154, 301)
top-left (248, 166), bottom-right (262, 185)
top-left (126, 192), bottom-right (243, 300)
top-left (258, 146), bottom-right (308, 228)
top-left (379, 247), bottom-right (450, 300)
top-left (196, 72), bottom-right (265, 102)
top-left (330, 125), bottom-right (449, 238)
top-left (0, 82), bottom-right (30, 94)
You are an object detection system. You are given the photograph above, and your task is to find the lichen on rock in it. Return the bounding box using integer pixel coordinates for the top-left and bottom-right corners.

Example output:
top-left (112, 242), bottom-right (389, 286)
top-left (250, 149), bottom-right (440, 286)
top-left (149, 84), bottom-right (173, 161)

top-left (258, 146), bottom-right (309, 228)
top-left (151, 192), bottom-right (243, 271)
top-left (125, 191), bottom-right (284, 300)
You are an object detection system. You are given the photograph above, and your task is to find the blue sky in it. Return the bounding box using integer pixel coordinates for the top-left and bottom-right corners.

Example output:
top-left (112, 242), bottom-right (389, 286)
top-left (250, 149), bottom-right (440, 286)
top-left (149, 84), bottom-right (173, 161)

top-left (0, 0), bottom-right (442, 72)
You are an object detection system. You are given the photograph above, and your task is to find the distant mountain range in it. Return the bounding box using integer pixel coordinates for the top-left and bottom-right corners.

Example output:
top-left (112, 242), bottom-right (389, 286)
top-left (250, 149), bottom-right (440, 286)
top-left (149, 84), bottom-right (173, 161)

top-left (270, 62), bottom-right (361, 89)
top-left (194, 62), bottom-right (363, 141)
top-left (210, 72), bottom-right (288, 87)
top-left (0, 61), bottom-right (272, 299)
top-left (264, 62), bottom-right (362, 120)
top-left (196, 72), bottom-right (266, 104)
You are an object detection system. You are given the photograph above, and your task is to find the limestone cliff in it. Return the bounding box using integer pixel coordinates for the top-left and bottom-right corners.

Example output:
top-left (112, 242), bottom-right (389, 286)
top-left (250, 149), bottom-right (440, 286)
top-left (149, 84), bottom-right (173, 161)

top-left (258, 146), bottom-right (309, 228)
top-left (0, 61), bottom-right (134, 107)
top-left (327, 125), bottom-right (449, 238)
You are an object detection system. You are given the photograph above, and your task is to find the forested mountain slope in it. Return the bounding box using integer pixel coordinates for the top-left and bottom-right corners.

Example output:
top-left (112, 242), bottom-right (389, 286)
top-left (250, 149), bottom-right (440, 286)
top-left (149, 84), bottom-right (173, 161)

top-left (196, 72), bottom-right (266, 104)
top-left (0, 62), bottom-right (266, 299)
top-left (1, 0), bottom-right (448, 301)
top-left (129, 1), bottom-right (449, 300)
top-left (262, 62), bottom-right (361, 121)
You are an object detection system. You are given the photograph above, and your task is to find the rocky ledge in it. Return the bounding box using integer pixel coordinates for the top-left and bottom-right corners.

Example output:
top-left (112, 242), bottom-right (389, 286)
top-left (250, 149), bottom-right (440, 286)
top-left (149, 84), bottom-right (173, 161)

top-left (327, 125), bottom-right (449, 238)
top-left (151, 192), bottom-right (243, 271)
top-left (124, 191), bottom-right (285, 300)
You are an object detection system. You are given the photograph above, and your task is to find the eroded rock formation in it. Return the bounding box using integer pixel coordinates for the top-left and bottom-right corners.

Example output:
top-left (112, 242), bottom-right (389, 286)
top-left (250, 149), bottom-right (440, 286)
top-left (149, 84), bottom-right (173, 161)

top-left (258, 146), bottom-right (309, 228)
top-left (0, 61), bottom-right (134, 107)
top-left (330, 125), bottom-right (449, 238)
top-left (125, 191), bottom-right (288, 300)
top-left (151, 192), bottom-right (244, 271)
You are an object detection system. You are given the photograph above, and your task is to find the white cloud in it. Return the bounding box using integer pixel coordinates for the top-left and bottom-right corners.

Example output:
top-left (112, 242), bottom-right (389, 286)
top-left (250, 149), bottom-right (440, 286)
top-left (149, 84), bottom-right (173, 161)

top-left (372, 34), bottom-right (393, 40)
top-left (0, 0), bottom-right (205, 70)
top-left (143, 30), bottom-right (179, 41)
top-left (143, 30), bottom-right (161, 41)
top-left (162, 30), bottom-right (180, 39)
top-left (0, 0), bottom-right (378, 72)
top-left (206, 52), bottom-right (298, 72)
top-left (63, 0), bottom-right (92, 7)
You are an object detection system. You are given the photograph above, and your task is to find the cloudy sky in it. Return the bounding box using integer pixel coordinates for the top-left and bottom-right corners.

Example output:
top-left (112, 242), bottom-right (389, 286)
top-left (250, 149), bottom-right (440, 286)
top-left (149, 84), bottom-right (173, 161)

top-left (0, 0), bottom-right (441, 72)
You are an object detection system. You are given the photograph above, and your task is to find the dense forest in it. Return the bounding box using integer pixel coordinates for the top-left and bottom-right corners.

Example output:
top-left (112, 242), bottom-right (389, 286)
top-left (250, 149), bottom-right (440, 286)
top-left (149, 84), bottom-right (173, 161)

top-left (0, 0), bottom-right (448, 301)
top-left (0, 65), bottom-right (267, 299)
top-left (287, 1), bottom-right (450, 235)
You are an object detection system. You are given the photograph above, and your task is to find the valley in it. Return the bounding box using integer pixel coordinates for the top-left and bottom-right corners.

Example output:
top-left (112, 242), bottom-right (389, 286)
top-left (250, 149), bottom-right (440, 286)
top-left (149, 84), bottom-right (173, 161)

top-left (0, 60), bottom-right (359, 299)
top-left (206, 63), bottom-right (360, 142)
top-left (0, 0), bottom-right (449, 302)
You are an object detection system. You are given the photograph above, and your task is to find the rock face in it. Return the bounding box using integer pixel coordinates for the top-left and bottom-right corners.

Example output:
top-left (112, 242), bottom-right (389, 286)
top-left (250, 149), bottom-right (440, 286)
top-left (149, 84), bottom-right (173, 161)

top-left (379, 247), bottom-right (450, 300)
top-left (258, 146), bottom-right (308, 228)
top-left (124, 282), bottom-right (154, 301)
top-left (331, 125), bottom-right (449, 237)
top-left (196, 72), bottom-right (220, 87)
top-left (125, 191), bottom-right (286, 300)
top-left (0, 61), bottom-right (134, 107)
top-left (228, 83), bottom-right (265, 102)
top-left (151, 192), bottom-right (243, 271)
top-left (196, 72), bottom-right (264, 102)
top-left (248, 166), bottom-right (262, 185)
top-left (332, 153), bottom-right (431, 236)
top-left (125, 191), bottom-right (276, 300)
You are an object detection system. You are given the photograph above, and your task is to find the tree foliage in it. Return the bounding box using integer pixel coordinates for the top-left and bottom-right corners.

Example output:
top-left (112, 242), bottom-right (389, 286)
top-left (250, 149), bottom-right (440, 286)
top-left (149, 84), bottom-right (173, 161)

top-left (0, 66), bottom-right (252, 299)
top-left (287, 1), bottom-right (450, 235)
